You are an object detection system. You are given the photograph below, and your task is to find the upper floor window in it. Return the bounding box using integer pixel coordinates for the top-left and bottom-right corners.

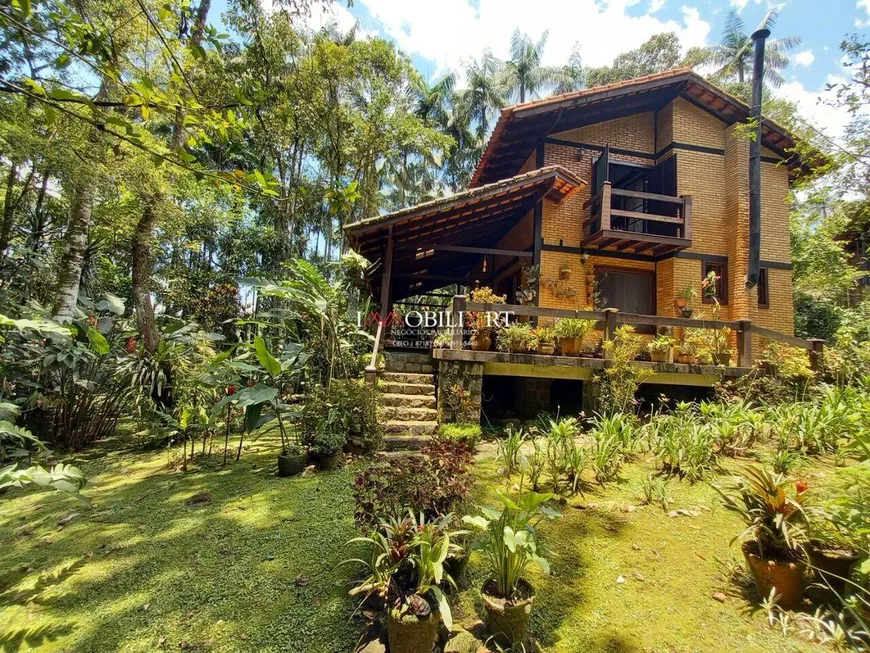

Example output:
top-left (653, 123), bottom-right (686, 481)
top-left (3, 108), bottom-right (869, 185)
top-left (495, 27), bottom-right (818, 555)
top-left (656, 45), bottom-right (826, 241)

top-left (702, 262), bottom-right (727, 305)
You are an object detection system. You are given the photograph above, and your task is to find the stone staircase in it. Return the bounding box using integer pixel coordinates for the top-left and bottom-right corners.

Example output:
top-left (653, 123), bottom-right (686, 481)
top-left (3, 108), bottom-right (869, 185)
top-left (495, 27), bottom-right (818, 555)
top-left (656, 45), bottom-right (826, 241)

top-left (378, 351), bottom-right (438, 449)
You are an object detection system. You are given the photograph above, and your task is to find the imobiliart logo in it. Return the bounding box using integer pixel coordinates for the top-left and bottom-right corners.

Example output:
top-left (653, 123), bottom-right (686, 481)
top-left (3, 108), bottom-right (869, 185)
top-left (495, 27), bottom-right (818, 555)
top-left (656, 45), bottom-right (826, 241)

top-left (356, 308), bottom-right (513, 349)
top-left (356, 309), bottom-right (511, 329)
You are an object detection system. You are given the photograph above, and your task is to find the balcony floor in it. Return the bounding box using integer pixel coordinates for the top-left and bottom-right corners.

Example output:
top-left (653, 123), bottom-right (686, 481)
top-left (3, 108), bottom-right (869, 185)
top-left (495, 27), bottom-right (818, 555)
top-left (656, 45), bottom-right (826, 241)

top-left (580, 228), bottom-right (691, 257)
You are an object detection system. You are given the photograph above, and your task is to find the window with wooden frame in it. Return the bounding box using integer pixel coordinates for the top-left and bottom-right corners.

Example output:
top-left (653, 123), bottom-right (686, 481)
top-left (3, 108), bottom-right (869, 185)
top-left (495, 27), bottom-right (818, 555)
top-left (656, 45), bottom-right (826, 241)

top-left (702, 262), bottom-right (727, 305)
top-left (758, 267), bottom-right (769, 308)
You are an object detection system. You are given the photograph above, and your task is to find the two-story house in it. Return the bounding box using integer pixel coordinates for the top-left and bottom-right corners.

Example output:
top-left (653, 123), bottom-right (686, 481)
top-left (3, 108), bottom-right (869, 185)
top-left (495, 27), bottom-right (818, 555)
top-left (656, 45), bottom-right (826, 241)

top-left (346, 68), bottom-right (812, 434)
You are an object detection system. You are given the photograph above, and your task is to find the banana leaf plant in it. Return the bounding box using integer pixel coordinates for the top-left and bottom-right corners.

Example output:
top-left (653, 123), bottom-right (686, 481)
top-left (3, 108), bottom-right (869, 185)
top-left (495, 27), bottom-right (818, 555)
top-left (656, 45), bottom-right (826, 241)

top-left (215, 336), bottom-right (307, 462)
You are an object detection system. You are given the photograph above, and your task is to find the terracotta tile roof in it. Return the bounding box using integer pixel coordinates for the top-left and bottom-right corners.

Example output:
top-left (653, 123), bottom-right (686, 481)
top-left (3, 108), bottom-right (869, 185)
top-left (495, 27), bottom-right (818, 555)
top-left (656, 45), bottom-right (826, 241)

top-left (470, 67), bottom-right (804, 187)
top-left (344, 164), bottom-right (585, 235)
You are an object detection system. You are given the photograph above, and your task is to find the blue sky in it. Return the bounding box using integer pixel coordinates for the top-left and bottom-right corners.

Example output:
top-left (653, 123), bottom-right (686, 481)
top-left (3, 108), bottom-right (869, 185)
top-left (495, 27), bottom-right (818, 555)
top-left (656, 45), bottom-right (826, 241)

top-left (211, 0), bottom-right (870, 142)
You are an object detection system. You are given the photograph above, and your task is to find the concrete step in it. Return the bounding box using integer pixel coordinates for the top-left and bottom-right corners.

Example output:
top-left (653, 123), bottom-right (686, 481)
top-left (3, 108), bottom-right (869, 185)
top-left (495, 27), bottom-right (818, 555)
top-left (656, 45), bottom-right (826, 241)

top-left (384, 360), bottom-right (435, 374)
top-left (380, 372), bottom-right (434, 385)
top-left (379, 393), bottom-right (436, 409)
top-left (383, 420), bottom-right (439, 436)
top-left (379, 405), bottom-right (438, 421)
top-left (379, 381), bottom-right (435, 396)
top-left (383, 435), bottom-right (430, 451)
top-left (384, 352), bottom-right (433, 364)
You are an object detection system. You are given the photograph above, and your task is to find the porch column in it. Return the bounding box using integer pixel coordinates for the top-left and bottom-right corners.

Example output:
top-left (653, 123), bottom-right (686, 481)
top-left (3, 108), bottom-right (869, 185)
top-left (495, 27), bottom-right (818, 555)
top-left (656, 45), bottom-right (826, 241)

top-left (380, 226), bottom-right (394, 319)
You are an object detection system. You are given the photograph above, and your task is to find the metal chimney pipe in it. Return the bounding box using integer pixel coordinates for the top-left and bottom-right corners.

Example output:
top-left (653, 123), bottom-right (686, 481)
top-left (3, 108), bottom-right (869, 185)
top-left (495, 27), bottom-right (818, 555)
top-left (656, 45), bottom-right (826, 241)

top-left (746, 28), bottom-right (769, 289)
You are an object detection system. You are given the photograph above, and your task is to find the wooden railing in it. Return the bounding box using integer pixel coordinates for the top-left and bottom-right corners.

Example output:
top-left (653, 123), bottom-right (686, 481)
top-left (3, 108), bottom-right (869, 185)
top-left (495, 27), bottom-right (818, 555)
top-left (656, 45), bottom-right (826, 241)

top-left (452, 296), bottom-right (825, 371)
top-left (364, 319), bottom-right (385, 386)
top-left (582, 181), bottom-right (692, 240)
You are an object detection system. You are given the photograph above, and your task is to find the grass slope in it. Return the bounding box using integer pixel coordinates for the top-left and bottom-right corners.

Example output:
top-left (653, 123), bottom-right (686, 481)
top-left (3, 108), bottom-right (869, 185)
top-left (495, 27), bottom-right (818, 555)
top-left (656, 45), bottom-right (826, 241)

top-left (0, 436), bottom-right (833, 652)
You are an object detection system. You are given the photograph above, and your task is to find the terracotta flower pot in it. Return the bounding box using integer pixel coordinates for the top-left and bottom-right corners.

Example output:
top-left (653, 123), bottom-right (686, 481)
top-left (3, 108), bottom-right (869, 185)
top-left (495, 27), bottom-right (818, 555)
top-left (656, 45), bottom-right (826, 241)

top-left (713, 352), bottom-right (732, 366)
top-left (559, 337), bottom-right (581, 357)
top-left (387, 602), bottom-right (440, 653)
top-left (277, 452), bottom-right (306, 477)
top-left (807, 540), bottom-right (860, 594)
top-left (675, 297), bottom-right (688, 309)
top-left (471, 332), bottom-right (491, 351)
top-left (676, 353), bottom-right (695, 365)
top-left (482, 578), bottom-right (535, 648)
top-left (537, 344), bottom-right (555, 356)
top-left (743, 541), bottom-right (806, 609)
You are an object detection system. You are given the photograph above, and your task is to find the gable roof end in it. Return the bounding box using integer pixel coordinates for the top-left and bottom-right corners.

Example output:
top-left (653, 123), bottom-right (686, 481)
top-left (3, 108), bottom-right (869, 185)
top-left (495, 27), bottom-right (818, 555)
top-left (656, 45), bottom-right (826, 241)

top-left (470, 68), bottom-right (807, 187)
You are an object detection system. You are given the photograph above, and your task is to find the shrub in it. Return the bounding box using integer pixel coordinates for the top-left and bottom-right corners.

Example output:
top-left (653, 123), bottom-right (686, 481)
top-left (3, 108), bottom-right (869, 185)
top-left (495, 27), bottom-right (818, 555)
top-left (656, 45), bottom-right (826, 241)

top-left (438, 422), bottom-right (481, 448)
top-left (300, 380), bottom-right (382, 453)
top-left (466, 287), bottom-right (506, 333)
top-left (496, 322), bottom-right (537, 353)
top-left (534, 327), bottom-right (556, 347)
top-left (352, 439), bottom-right (473, 529)
top-left (715, 466), bottom-right (809, 559)
top-left (462, 477), bottom-right (560, 600)
top-left (496, 425), bottom-right (526, 473)
top-left (647, 334), bottom-right (675, 354)
top-left (648, 406), bottom-right (719, 482)
top-left (554, 317), bottom-right (594, 340)
top-left (598, 325), bottom-right (651, 415)
top-left (640, 474), bottom-right (671, 511)
top-left (345, 511), bottom-right (461, 629)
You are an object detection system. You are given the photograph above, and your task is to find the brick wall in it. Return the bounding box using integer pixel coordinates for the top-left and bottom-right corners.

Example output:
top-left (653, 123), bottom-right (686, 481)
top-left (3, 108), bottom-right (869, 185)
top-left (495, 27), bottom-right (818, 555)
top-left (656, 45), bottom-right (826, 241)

top-left (506, 97), bottom-right (795, 358)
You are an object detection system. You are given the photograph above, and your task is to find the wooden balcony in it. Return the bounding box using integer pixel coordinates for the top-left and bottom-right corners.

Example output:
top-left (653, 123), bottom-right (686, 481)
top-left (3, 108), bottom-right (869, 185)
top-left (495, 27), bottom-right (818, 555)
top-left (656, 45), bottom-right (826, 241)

top-left (581, 181), bottom-right (692, 257)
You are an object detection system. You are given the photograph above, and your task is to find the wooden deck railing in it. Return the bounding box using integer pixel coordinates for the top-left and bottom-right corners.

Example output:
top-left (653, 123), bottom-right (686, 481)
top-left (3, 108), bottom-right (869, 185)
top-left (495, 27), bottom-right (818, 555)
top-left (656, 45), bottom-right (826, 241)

top-left (364, 319), bottom-right (385, 385)
top-left (453, 297), bottom-right (824, 371)
top-left (582, 181), bottom-right (692, 240)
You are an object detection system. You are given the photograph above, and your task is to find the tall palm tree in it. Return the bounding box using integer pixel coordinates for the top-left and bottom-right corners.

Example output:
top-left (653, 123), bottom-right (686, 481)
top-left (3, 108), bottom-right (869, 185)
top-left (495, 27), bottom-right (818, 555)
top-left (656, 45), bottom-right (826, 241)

top-left (415, 72), bottom-right (456, 127)
top-left (458, 51), bottom-right (505, 141)
top-left (499, 29), bottom-right (566, 103)
top-left (707, 9), bottom-right (800, 87)
top-left (553, 44), bottom-right (585, 95)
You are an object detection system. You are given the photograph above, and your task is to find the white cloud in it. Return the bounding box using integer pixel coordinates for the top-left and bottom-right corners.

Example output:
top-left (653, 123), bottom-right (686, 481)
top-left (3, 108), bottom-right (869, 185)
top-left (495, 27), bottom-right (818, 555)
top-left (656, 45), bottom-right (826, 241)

top-left (858, 0), bottom-right (870, 27)
top-left (793, 50), bottom-right (815, 67)
top-left (649, 0), bottom-right (666, 13)
top-left (777, 76), bottom-right (852, 145)
top-left (731, 0), bottom-right (749, 9)
top-left (356, 0), bottom-right (710, 84)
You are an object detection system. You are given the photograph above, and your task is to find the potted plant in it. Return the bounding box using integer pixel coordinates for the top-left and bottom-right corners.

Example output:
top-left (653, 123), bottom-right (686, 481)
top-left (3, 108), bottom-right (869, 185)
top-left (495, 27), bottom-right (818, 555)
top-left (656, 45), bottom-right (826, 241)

top-left (466, 287), bottom-right (506, 351)
top-left (647, 334), bottom-right (676, 363)
top-left (345, 511), bottom-right (462, 653)
top-left (496, 323), bottom-right (538, 354)
top-left (805, 476), bottom-right (867, 594)
top-left (675, 336), bottom-right (697, 365)
top-left (559, 263), bottom-right (571, 281)
top-left (463, 474), bottom-right (560, 647)
top-left (534, 327), bottom-right (557, 355)
top-left (554, 316), bottom-right (594, 357)
top-left (708, 326), bottom-right (733, 366)
top-left (278, 440), bottom-right (307, 477)
top-left (309, 421), bottom-right (345, 470)
top-left (675, 285), bottom-right (698, 318)
top-left (715, 466), bottom-right (809, 608)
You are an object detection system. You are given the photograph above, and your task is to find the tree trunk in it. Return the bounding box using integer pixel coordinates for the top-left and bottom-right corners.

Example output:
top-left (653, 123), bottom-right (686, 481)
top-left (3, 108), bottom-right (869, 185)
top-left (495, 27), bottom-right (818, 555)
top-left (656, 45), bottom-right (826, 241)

top-left (52, 70), bottom-right (114, 321)
top-left (53, 176), bottom-right (95, 321)
top-left (131, 0), bottom-right (211, 352)
top-left (0, 163), bottom-right (20, 254)
top-left (131, 196), bottom-right (161, 354)
top-left (30, 170), bottom-right (50, 252)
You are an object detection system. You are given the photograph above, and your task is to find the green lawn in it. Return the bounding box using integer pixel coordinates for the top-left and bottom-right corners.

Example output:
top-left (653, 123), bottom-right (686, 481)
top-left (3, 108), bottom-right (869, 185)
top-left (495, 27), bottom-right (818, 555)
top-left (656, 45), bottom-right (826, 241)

top-left (0, 434), bottom-right (836, 652)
